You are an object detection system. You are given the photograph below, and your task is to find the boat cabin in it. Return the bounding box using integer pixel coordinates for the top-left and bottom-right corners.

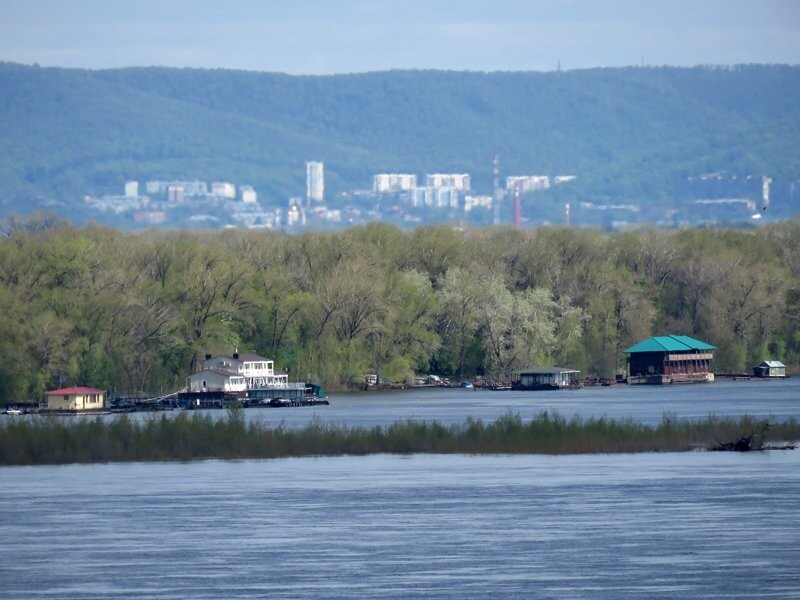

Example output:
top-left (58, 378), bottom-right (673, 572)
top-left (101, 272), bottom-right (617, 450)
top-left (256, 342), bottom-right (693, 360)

top-left (512, 367), bottom-right (581, 390)
top-left (753, 360), bottom-right (786, 378)
top-left (180, 352), bottom-right (321, 408)
top-left (187, 352), bottom-right (289, 393)
top-left (187, 369), bottom-right (247, 393)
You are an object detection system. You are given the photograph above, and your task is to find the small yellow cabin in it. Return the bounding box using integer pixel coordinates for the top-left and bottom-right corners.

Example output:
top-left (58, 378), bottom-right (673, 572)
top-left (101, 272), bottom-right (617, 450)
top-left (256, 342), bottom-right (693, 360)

top-left (45, 387), bottom-right (106, 411)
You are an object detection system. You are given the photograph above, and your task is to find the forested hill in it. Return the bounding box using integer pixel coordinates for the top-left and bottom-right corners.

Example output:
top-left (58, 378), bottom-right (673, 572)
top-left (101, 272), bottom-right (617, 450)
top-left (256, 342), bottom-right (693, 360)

top-left (1, 62), bottom-right (799, 209)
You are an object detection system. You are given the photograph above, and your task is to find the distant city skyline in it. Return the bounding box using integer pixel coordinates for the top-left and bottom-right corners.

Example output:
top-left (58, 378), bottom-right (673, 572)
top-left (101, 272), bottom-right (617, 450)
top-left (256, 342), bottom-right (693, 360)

top-left (1, 0), bottom-right (799, 74)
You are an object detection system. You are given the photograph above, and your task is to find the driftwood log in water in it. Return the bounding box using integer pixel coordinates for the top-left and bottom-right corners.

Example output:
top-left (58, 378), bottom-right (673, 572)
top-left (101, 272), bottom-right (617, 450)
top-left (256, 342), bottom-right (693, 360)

top-left (710, 421), bottom-right (798, 452)
top-left (711, 422), bottom-right (770, 452)
top-left (711, 435), bottom-right (757, 452)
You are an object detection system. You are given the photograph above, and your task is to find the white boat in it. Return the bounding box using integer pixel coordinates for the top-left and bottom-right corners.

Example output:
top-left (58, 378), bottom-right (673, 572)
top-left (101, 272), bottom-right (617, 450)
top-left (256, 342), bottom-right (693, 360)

top-left (181, 352), bottom-right (328, 408)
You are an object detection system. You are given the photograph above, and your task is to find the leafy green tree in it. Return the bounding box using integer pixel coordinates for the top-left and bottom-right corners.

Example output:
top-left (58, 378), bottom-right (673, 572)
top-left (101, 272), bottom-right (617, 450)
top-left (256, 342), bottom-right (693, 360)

top-left (408, 226), bottom-right (466, 285)
top-left (551, 295), bottom-right (589, 371)
top-left (478, 279), bottom-right (559, 377)
top-left (437, 267), bottom-right (488, 378)
top-left (367, 270), bottom-right (441, 383)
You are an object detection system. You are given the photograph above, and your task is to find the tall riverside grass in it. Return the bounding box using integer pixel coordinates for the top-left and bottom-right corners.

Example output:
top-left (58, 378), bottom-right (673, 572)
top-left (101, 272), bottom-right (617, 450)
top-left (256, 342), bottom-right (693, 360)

top-left (1, 411), bottom-right (798, 466)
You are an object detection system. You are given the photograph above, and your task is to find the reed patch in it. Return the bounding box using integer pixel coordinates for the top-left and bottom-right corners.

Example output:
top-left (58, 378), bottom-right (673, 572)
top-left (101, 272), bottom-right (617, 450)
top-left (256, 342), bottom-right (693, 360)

top-left (1, 411), bottom-right (797, 465)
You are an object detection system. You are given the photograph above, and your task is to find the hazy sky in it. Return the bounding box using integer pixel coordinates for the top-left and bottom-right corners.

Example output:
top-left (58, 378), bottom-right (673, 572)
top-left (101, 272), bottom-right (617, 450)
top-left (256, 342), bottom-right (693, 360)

top-left (1, 0), bottom-right (799, 74)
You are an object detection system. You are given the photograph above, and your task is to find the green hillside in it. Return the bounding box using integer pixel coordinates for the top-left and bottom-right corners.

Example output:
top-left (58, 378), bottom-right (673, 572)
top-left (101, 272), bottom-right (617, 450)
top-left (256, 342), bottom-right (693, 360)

top-left (1, 62), bottom-right (798, 214)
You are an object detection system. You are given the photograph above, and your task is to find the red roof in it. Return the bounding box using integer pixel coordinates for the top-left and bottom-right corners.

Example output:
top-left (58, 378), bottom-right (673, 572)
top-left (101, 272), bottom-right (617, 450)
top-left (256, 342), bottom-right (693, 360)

top-left (46, 386), bottom-right (106, 395)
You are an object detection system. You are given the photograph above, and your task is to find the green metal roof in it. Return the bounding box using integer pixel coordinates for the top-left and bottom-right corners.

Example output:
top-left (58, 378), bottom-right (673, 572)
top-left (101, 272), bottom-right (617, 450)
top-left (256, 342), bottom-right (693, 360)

top-left (624, 335), bottom-right (716, 354)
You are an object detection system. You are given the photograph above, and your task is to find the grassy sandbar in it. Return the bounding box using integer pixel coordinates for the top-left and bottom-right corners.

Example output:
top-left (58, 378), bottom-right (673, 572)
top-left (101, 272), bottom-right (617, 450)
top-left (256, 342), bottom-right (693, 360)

top-left (1, 410), bottom-right (797, 466)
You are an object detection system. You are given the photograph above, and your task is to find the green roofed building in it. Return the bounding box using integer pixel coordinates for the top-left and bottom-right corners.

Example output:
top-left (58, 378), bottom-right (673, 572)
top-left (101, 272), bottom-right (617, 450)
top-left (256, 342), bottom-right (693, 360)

top-left (624, 335), bottom-right (715, 385)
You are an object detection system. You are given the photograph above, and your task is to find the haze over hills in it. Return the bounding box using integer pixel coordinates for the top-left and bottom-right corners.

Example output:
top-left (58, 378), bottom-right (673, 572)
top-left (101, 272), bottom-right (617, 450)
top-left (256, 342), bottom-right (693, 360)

top-left (1, 61), bottom-right (798, 227)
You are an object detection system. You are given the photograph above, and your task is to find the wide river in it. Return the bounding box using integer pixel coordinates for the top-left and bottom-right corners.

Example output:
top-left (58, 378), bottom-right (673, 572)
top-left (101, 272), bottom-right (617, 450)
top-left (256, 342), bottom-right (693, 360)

top-left (238, 377), bottom-right (800, 429)
top-left (1, 378), bottom-right (799, 598)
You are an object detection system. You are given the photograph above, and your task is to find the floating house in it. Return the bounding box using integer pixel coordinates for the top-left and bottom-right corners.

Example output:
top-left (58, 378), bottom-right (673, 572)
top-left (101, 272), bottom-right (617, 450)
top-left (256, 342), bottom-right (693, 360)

top-left (44, 386), bottom-right (107, 412)
top-left (624, 335), bottom-right (715, 385)
top-left (187, 352), bottom-right (291, 393)
top-left (753, 360), bottom-right (786, 378)
top-left (511, 367), bottom-right (581, 390)
top-left (187, 368), bottom-right (247, 393)
top-left (182, 352), bottom-right (311, 406)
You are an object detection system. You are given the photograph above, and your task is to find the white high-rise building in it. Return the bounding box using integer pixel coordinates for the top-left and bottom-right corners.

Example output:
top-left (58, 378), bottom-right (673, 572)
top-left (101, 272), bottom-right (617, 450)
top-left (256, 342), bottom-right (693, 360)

top-left (167, 185), bottom-right (185, 203)
top-left (212, 182), bottom-right (236, 199)
top-left (306, 161), bottom-right (324, 204)
top-left (435, 187), bottom-right (458, 208)
top-left (240, 185), bottom-right (257, 204)
top-left (506, 175), bottom-right (550, 193)
top-left (426, 173), bottom-right (471, 191)
top-left (408, 187), bottom-right (433, 207)
top-left (464, 195), bottom-right (493, 212)
top-left (373, 173), bottom-right (417, 193)
top-left (124, 181), bottom-right (139, 198)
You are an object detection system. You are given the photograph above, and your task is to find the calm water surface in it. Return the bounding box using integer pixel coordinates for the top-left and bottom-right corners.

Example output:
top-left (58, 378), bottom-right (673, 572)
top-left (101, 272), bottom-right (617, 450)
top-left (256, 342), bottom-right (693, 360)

top-left (1, 379), bottom-right (798, 598)
top-left (1, 453), bottom-right (799, 598)
top-left (247, 377), bottom-right (800, 429)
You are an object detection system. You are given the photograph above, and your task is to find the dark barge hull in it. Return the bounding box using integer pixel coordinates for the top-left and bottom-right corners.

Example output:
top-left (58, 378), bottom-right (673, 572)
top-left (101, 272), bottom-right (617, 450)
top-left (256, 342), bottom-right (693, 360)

top-left (177, 385), bottom-right (328, 409)
top-left (627, 373), bottom-right (714, 385)
top-left (252, 398), bottom-right (330, 408)
top-left (177, 391), bottom-right (239, 409)
top-left (511, 383), bottom-right (582, 391)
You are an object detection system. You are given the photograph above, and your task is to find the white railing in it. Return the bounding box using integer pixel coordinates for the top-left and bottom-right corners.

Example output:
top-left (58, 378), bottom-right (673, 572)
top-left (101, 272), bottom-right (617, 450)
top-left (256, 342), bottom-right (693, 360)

top-left (246, 381), bottom-right (305, 390)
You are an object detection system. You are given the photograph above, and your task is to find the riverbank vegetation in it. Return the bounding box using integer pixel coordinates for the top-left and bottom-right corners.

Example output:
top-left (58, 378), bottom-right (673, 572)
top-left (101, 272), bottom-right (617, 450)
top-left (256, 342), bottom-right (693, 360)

top-left (1, 411), bottom-right (797, 465)
top-left (1, 216), bottom-right (799, 402)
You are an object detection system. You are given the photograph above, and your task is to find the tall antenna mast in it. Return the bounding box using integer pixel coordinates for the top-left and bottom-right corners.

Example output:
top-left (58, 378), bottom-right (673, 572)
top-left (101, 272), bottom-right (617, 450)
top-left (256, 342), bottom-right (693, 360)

top-left (492, 154), bottom-right (501, 225)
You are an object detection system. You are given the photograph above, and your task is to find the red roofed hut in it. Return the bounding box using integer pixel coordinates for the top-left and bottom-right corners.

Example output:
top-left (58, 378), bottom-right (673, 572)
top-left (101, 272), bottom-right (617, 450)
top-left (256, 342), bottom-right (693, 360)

top-left (624, 335), bottom-right (715, 385)
top-left (44, 387), bottom-right (107, 412)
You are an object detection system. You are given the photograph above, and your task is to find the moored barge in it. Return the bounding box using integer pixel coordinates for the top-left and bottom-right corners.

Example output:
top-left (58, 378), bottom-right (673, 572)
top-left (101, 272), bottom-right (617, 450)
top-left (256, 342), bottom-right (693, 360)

top-left (511, 367), bottom-right (582, 391)
top-left (179, 352), bottom-right (327, 409)
top-left (624, 335), bottom-right (716, 385)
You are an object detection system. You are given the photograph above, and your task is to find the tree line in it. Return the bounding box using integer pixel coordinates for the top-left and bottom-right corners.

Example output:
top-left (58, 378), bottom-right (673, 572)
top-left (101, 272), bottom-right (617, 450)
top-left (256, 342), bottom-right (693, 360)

top-left (1, 215), bottom-right (798, 403)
